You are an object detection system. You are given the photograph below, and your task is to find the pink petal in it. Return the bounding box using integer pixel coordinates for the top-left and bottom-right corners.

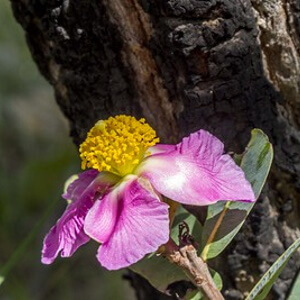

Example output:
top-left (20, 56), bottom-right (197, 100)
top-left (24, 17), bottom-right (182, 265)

top-left (147, 144), bottom-right (176, 155)
top-left (83, 188), bottom-right (120, 243)
top-left (41, 204), bottom-right (92, 264)
top-left (88, 176), bottom-right (169, 270)
top-left (137, 130), bottom-right (255, 206)
top-left (41, 170), bottom-right (118, 264)
top-left (62, 169), bottom-right (98, 201)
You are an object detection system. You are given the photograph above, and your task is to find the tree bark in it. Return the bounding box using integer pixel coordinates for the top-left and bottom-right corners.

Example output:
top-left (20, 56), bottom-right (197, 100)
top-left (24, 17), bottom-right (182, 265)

top-left (11, 0), bottom-right (300, 299)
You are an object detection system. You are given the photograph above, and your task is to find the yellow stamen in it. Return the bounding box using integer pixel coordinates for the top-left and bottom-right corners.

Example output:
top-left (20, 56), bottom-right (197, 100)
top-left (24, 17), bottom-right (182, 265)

top-left (79, 115), bottom-right (159, 176)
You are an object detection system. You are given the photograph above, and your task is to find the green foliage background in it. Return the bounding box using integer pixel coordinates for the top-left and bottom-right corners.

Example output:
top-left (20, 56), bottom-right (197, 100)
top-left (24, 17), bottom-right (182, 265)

top-left (0, 2), bottom-right (132, 299)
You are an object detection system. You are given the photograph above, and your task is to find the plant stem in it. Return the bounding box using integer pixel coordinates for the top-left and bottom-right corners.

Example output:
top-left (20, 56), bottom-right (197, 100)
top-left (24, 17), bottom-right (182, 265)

top-left (164, 240), bottom-right (224, 300)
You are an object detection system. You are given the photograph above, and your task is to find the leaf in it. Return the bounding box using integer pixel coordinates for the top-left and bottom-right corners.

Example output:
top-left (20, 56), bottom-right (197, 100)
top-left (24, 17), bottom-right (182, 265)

top-left (209, 269), bottom-right (223, 291)
top-left (130, 254), bottom-right (187, 292)
top-left (200, 129), bottom-right (273, 260)
top-left (288, 270), bottom-right (300, 300)
top-left (246, 238), bottom-right (300, 300)
top-left (185, 290), bottom-right (202, 300)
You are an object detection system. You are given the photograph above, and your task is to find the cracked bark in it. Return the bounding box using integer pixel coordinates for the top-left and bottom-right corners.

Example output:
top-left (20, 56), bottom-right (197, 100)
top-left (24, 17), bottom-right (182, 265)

top-left (10, 0), bottom-right (300, 299)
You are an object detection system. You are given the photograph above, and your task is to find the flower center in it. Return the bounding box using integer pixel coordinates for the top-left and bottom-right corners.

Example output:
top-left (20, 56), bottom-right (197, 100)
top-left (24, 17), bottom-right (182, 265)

top-left (79, 115), bottom-right (159, 176)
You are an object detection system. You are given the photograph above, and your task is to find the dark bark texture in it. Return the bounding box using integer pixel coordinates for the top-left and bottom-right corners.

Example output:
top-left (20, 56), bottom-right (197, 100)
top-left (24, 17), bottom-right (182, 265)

top-left (11, 0), bottom-right (300, 299)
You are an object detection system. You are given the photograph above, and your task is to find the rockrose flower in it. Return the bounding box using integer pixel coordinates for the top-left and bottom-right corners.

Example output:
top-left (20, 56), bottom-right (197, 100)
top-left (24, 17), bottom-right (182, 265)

top-left (42, 115), bottom-right (255, 270)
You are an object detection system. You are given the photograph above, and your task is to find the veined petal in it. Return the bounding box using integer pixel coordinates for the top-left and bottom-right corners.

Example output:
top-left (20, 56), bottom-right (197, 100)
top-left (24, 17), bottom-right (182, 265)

top-left (91, 176), bottom-right (169, 270)
top-left (41, 171), bottom-right (119, 264)
top-left (137, 130), bottom-right (255, 206)
top-left (83, 186), bottom-right (120, 243)
top-left (147, 144), bottom-right (176, 156)
top-left (62, 169), bottom-right (98, 202)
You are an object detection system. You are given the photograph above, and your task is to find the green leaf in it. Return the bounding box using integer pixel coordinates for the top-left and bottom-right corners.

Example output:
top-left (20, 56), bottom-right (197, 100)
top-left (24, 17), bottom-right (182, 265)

top-left (130, 254), bottom-right (187, 292)
top-left (185, 290), bottom-right (202, 300)
top-left (210, 269), bottom-right (223, 291)
top-left (288, 271), bottom-right (300, 300)
top-left (246, 238), bottom-right (300, 300)
top-left (201, 129), bottom-right (273, 260)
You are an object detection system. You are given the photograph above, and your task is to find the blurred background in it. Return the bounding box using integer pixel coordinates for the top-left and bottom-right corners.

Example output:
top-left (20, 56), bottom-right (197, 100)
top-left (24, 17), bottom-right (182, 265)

top-left (0, 1), bottom-right (133, 299)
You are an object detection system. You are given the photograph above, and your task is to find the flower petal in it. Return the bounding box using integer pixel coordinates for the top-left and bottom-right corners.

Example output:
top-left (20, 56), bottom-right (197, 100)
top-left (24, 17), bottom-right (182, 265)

top-left (93, 176), bottom-right (170, 270)
top-left (83, 187), bottom-right (120, 243)
top-left (147, 144), bottom-right (176, 155)
top-left (62, 169), bottom-right (98, 202)
top-left (41, 171), bottom-right (118, 264)
top-left (137, 130), bottom-right (255, 205)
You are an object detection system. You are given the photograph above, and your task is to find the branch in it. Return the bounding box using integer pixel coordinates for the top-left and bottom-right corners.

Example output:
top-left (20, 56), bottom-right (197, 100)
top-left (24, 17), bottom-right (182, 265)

top-left (164, 240), bottom-right (224, 300)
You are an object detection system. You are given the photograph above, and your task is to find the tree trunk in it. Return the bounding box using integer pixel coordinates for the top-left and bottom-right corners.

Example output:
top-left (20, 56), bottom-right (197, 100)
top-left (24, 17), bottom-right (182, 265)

top-left (11, 0), bottom-right (300, 299)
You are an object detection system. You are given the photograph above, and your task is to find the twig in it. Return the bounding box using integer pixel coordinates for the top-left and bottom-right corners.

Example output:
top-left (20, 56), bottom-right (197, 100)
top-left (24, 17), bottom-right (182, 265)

top-left (164, 240), bottom-right (224, 300)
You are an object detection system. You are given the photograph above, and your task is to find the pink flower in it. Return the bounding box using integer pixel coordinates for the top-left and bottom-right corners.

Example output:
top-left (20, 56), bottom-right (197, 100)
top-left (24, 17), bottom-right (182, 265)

top-left (42, 116), bottom-right (255, 270)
